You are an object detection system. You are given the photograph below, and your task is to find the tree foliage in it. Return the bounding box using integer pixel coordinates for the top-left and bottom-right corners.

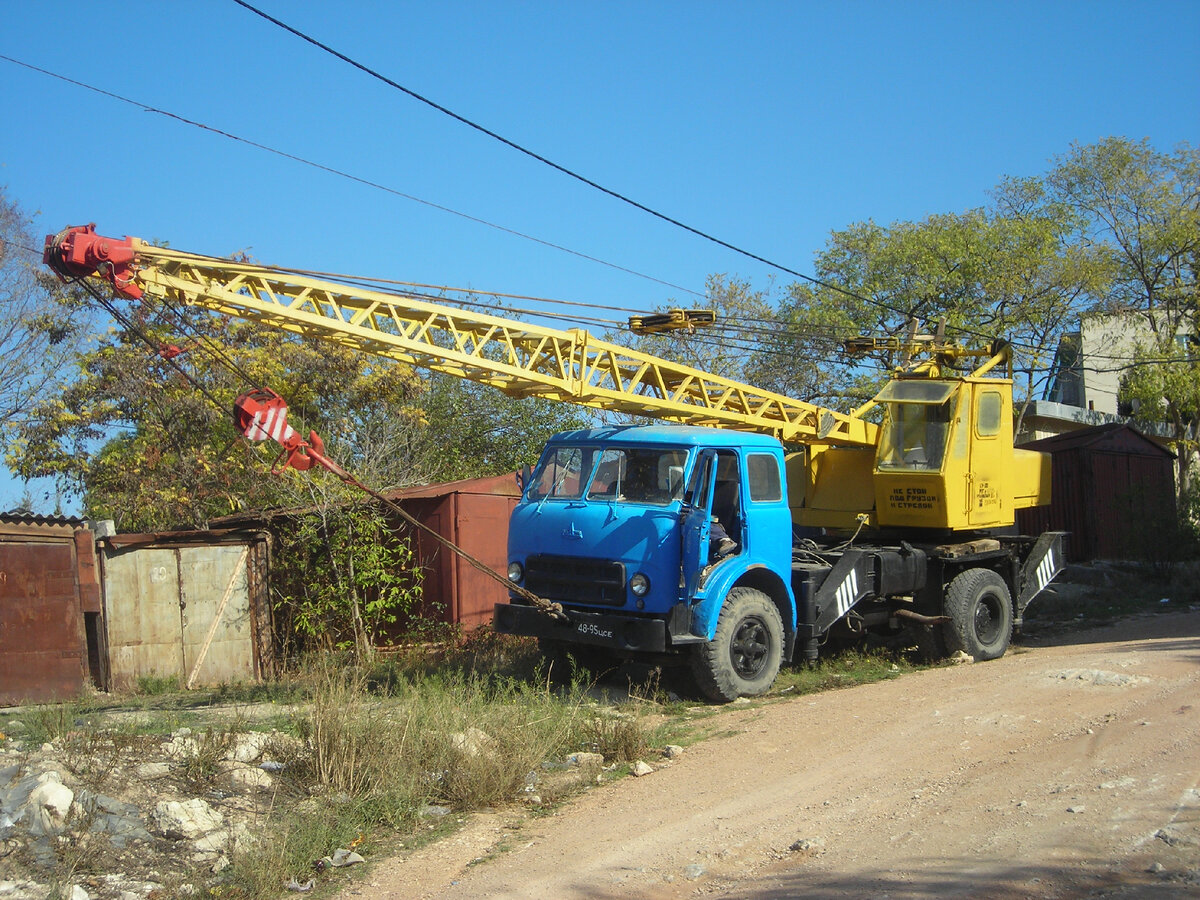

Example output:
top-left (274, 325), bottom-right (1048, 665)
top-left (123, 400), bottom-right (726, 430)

top-left (272, 500), bottom-right (425, 657)
top-left (1051, 138), bottom-right (1200, 496)
top-left (0, 189), bottom-right (93, 455)
top-left (7, 299), bottom-right (429, 529)
top-left (765, 204), bottom-right (1110, 424)
top-left (419, 374), bottom-right (588, 480)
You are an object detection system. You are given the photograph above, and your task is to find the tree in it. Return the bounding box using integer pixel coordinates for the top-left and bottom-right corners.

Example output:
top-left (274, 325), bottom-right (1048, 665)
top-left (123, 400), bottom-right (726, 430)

top-left (7, 300), bottom-right (430, 530)
top-left (601, 273), bottom-right (788, 425)
top-left (419, 374), bottom-right (589, 480)
top-left (1045, 138), bottom-right (1199, 332)
top-left (765, 205), bottom-right (1109, 424)
top-left (606, 274), bottom-right (778, 381)
top-left (272, 499), bottom-right (426, 657)
top-left (1047, 138), bottom-right (1200, 498)
top-left (0, 189), bottom-right (93, 462)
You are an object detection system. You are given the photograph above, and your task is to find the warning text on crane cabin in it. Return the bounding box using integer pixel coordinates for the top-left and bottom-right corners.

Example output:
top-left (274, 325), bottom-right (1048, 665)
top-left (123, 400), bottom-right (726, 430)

top-left (887, 486), bottom-right (937, 510)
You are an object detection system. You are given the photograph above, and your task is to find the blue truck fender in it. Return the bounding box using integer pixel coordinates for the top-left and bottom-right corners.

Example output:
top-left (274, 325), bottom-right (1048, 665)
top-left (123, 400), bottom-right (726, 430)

top-left (689, 561), bottom-right (797, 645)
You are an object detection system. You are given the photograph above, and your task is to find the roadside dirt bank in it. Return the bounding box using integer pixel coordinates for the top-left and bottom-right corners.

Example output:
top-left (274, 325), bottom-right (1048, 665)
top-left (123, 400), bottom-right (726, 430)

top-left (342, 610), bottom-right (1200, 899)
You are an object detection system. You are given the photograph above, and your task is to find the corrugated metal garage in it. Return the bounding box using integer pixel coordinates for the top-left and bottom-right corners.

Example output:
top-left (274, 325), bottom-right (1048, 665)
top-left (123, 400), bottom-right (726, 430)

top-left (98, 529), bottom-right (274, 690)
top-left (383, 473), bottom-right (521, 634)
top-left (1015, 424), bottom-right (1176, 562)
top-left (0, 514), bottom-right (104, 705)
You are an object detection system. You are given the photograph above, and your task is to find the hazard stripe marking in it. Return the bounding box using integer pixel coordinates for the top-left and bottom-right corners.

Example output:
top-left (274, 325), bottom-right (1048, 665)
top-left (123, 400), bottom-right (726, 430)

top-left (835, 568), bottom-right (858, 619)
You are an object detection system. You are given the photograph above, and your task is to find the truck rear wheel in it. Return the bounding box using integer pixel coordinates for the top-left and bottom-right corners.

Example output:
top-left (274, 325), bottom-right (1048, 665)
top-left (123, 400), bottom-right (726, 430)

top-left (943, 568), bottom-right (1013, 661)
top-left (690, 587), bottom-right (783, 702)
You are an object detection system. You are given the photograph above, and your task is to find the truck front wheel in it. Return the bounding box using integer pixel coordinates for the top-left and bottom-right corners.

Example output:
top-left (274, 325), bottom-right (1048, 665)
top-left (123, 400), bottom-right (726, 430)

top-left (943, 568), bottom-right (1013, 661)
top-left (691, 587), bottom-right (783, 702)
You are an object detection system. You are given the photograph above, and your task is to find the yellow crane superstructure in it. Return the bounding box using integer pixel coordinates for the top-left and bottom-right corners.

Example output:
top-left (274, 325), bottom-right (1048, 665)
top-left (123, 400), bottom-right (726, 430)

top-left (45, 224), bottom-right (1048, 535)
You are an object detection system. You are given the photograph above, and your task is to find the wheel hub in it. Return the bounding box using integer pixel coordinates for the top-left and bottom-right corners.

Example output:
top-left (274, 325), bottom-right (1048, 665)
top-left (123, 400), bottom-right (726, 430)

top-left (729, 616), bottom-right (770, 678)
top-left (974, 594), bottom-right (1001, 643)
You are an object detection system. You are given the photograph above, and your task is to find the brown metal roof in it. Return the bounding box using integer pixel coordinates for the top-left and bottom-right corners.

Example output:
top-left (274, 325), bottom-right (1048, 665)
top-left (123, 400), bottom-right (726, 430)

top-left (0, 512), bottom-right (86, 527)
top-left (1021, 423), bottom-right (1174, 457)
top-left (100, 527), bottom-right (268, 549)
top-left (382, 472), bottom-right (521, 501)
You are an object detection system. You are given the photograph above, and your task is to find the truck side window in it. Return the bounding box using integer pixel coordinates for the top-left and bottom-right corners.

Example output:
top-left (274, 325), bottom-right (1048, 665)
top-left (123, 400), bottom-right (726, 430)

top-left (747, 453), bottom-right (782, 502)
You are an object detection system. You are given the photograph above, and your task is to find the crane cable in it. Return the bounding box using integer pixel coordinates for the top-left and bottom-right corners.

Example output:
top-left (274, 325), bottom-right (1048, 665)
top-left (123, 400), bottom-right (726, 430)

top-left (66, 274), bottom-right (568, 622)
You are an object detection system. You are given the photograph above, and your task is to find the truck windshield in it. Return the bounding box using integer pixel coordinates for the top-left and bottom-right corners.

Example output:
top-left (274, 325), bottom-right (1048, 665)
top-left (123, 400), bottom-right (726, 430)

top-left (586, 447), bottom-right (687, 505)
top-left (525, 445), bottom-right (688, 505)
top-left (526, 446), bottom-right (593, 500)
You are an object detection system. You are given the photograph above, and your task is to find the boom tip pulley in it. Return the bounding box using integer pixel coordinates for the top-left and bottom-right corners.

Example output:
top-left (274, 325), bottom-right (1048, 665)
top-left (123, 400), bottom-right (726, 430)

top-left (44, 223), bottom-right (144, 299)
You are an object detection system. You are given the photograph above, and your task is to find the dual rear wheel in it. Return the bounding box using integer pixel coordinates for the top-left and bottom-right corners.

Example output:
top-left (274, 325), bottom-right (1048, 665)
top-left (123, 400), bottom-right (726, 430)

top-left (940, 568), bottom-right (1013, 661)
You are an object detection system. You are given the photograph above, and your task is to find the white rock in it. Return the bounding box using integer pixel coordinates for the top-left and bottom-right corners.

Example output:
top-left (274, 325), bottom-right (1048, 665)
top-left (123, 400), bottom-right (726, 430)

top-left (0, 881), bottom-right (52, 900)
top-left (134, 762), bottom-right (171, 780)
top-left (26, 772), bottom-right (74, 835)
top-left (193, 821), bottom-right (253, 854)
top-left (630, 761), bottom-right (654, 777)
top-left (152, 798), bottom-right (224, 840)
top-left (216, 765), bottom-right (275, 793)
top-left (663, 745), bottom-right (685, 759)
top-left (450, 727), bottom-right (494, 757)
top-left (69, 887), bottom-right (88, 900)
top-left (163, 733), bottom-right (200, 760)
top-left (225, 732), bottom-right (271, 764)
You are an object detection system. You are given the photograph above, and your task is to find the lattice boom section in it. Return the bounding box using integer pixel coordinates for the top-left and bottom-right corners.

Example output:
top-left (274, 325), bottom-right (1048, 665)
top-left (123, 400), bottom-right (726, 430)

top-left (134, 253), bottom-right (877, 446)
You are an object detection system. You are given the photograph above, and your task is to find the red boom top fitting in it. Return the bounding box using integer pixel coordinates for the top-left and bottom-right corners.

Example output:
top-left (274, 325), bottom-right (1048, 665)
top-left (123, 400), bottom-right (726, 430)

top-left (43, 224), bottom-right (143, 299)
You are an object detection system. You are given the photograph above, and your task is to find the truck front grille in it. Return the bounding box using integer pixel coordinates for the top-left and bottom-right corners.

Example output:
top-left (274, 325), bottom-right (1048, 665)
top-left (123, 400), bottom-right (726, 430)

top-left (524, 554), bottom-right (627, 606)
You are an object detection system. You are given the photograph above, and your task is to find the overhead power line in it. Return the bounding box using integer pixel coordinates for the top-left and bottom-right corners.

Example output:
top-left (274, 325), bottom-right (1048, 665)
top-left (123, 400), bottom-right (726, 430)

top-left (230, 0), bottom-right (913, 321)
top-left (1, 53), bottom-right (1108, 365)
top-left (0, 53), bottom-right (703, 303)
top-left (233, 1), bottom-right (1123, 363)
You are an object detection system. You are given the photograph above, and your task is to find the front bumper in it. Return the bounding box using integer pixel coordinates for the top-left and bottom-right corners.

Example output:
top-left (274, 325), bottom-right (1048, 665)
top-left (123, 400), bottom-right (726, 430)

top-left (492, 602), bottom-right (670, 653)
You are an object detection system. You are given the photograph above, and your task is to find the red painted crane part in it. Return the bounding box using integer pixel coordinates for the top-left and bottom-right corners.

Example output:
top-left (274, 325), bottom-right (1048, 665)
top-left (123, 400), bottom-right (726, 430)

top-left (233, 388), bottom-right (345, 477)
top-left (43, 224), bottom-right (143, 299)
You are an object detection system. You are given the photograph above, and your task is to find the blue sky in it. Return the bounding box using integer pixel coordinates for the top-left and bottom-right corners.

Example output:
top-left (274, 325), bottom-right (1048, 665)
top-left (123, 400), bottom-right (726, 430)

top-left (1, 0), bottom-right (1197, 513)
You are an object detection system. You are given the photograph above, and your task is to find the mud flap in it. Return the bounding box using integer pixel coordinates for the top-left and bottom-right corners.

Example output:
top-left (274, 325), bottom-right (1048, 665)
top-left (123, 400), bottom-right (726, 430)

top-left (812, 550), bottom-right (873, 634)
top-left (1016, 531), bottom-right (1067, 617)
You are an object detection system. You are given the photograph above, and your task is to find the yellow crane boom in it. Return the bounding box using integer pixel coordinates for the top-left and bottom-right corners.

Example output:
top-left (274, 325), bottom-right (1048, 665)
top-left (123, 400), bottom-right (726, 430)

top-left (45, 225), bottom-right (877, 447)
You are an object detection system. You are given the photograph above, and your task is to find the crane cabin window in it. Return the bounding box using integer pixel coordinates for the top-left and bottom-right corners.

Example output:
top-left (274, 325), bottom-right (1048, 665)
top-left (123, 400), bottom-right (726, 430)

top-left (975, 390), bottom-right (1003, 438)
top-left (878, 402), bottom-right (952, 471)
top-left (874, 381), bottom-right (958, 472)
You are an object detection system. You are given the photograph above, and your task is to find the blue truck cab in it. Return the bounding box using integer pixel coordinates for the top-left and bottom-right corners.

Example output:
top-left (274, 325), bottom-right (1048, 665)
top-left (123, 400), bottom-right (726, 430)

top-left (493, 424), bottom-right (798, 700)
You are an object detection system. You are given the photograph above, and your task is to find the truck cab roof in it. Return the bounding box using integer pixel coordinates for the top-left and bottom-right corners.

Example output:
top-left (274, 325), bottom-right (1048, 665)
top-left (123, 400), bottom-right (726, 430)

top-left (544, 424), bottom-right (784, 451)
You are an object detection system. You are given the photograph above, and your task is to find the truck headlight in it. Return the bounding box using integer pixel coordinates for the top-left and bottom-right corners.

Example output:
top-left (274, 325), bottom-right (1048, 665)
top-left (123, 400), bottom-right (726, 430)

top-left (507, 561), bottom-right (524, 583)
top-left (629, 573), bottom-right (650, 597)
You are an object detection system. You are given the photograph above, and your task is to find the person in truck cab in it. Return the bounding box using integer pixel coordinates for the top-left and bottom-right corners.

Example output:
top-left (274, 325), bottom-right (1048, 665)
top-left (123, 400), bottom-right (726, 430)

top-left (710, 454), bottom-right (741, 559)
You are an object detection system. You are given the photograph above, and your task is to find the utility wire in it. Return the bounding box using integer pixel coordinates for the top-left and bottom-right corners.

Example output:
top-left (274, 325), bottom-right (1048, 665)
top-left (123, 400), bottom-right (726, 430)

top-left (0, 53), bottom-right (703, 302)
top-left (0, 53), bottom-right (1131, 366)
top-left (231, 1), bottom-right (915, 321)
top-left (231, 2), bottom-right (1136, 360)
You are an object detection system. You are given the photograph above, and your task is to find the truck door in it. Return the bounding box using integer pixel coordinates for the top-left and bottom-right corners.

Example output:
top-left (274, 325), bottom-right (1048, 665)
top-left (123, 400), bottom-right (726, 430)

top-left (680, 450), bottom-right (718, 598)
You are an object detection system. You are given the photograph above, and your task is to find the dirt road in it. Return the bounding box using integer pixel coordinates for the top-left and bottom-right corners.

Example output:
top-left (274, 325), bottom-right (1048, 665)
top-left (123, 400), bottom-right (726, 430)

top-left (344, 611), bottom-right (1200, 898)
